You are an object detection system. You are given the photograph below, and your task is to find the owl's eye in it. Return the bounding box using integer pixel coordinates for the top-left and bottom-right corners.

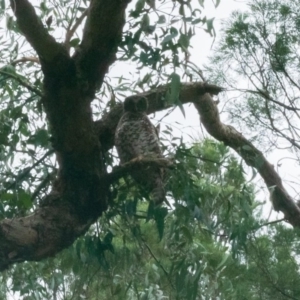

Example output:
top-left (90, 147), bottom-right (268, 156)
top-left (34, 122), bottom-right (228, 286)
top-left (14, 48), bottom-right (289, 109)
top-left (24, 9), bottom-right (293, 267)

top-left (124, 98), bottom-right (136, 112)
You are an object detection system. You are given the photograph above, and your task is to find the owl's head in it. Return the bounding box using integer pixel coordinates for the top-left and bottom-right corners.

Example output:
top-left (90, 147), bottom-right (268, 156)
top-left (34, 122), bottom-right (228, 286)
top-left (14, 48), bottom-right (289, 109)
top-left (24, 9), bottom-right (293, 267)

top-left (124, 97), bottom-right (148, 113)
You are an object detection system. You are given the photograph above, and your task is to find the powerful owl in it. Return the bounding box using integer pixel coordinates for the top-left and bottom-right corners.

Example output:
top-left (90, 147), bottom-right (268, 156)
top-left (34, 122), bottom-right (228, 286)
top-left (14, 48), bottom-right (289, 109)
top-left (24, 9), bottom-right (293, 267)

top-left (115, 96), bottom-right (165, 205)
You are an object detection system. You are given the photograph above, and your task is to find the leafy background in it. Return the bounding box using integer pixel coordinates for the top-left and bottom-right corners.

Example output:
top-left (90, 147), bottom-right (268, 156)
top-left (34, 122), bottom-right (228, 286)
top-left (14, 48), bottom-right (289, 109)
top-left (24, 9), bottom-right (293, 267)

top-left (1, 0), bottom-right (300, 299)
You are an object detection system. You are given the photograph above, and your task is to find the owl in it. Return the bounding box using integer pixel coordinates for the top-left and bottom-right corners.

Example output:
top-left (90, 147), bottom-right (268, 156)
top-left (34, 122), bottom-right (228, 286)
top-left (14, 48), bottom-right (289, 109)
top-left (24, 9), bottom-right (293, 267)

top-left (115, 96), bottom-right (165, 205)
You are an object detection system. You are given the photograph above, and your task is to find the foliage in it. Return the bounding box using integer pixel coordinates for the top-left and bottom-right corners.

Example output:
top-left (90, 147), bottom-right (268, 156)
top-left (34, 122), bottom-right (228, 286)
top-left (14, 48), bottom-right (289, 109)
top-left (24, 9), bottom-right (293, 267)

top-left (2, 140), bottom-right (300, 299)
top-left (207, 0), bottom-right (300, 155)
top-left (0, 0), bottom-right (300, 299)
top-left (0, 140), bottom-right (257, 299)
top-left (0, 0), bottom-right (217, 218)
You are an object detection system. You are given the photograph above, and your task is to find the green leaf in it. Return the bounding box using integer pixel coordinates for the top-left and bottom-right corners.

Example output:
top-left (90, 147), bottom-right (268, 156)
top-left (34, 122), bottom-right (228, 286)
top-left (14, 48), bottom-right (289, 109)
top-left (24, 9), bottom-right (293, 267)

top-left (166, 72), bottom-right (181, 104)
top-left (18, 191), bottom-right (32, 209)
top-left (0, 131), bottom-right (8, 145)
top-left (0, 0), bottom-right (5, 10)
top-left (157, 15), bottom-right (166, 24)
top-left (198, 0), bottom-right (204, 7)
top-left (216, 253), bottom-right (229, 270)
top-left (69, 38), bottom-right (80, 48)
top-left (165, 73), bottom-right (185, 116)
top-left (205, 17), bottom-right (215, 36)
top-left (177, 101), bottom-right (186, 117)
top-left (161, 34), bottom-right (174, 45)
top-left (1, 193), bottom-right (14, 201)
top-left (154, 207), bottom-right (168, 240)
top-left (28, 129), bottom-right (49, 147)
top-left (161, 27), bottom-right (178, 45)
top-left (181, 225), bottom-right (193, 243)
top-left (178, 33), bottom-right (190, 50)
top-left (135, 0), bottom-right (145, 12)
top-left (145, 0), bottom-right (155, 9)
top-left (141, 14), bottom-right (150, 32)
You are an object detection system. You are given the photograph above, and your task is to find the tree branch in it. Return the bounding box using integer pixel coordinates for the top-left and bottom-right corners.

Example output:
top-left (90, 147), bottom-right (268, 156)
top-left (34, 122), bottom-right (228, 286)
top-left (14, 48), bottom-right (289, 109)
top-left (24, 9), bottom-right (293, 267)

top-left (10, 0), bottom-right (64, 63)
top-left (73, 0), bottom-right (131, 92)
top-left (0, 74), bottom-right (298, 271)
top-left (193, 93), bottom-right (300, 227)
top-left (65, 8), bottom-right (89, 49)
top-left (0, 0), bottom-right (133, 272)
top-left (0, 204), bottom-right (92, 271)
top-left (11, 56), bottom-right (40, 65)
top-left (95, 82), bottom-right (300, 228)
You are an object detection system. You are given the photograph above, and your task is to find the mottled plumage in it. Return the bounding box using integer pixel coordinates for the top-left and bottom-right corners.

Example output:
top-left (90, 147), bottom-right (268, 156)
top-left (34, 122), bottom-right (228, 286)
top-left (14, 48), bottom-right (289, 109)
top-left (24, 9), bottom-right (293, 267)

top-left (115, 97), bottom-right (165, 204)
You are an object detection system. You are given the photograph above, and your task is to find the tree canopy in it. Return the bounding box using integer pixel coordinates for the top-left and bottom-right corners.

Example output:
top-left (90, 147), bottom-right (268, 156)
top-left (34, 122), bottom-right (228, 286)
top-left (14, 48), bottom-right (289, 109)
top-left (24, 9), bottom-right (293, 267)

top-left (1, 0), bottom-right (300, 298)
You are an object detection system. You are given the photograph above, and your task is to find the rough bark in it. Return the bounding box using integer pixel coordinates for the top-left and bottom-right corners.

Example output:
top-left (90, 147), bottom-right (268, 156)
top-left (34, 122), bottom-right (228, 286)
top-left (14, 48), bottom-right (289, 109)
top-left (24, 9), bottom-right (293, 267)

top-left (0, 0), bottom-right (130, 271)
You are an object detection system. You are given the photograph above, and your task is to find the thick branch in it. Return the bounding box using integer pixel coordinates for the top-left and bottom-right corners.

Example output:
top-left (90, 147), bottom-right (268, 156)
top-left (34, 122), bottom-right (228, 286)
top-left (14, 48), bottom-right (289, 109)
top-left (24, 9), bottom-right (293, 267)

top-left (0, 203), bottom-right (92, 271)
top-left (1, 0), bottom-right (132, 272)
top-left (95, 82), bottom-right (300, 227)
top-left (0, 157), bottom-right (172, 270)
top-left (73, 0), bottom-right (131, 92)
top-left (10, 0), bottom-right (63, 63)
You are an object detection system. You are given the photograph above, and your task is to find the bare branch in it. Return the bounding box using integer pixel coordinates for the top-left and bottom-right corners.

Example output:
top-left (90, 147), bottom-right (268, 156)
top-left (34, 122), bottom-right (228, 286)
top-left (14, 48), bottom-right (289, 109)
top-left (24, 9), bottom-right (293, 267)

top-left (65, 8), bottom-right (89, 49)
top-left (11, 56), bottom-right (40, 65)
top-left (193, 93), bottom-right (300, 227)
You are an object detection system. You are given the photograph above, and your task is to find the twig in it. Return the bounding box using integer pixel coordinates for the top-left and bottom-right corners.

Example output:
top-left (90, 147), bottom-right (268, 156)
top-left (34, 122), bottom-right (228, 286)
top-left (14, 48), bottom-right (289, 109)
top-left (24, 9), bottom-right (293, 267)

top-left (31, 173), bottom-right (54, 201)
top-left (143, 241), bottom-right (175, 290)
top-left (0, 70), bottom-right (42, 97)
top-left (5, 149), bottom-right (54, 190)
top-left (253, 218), bottom-right (285, 231)
top-left (65, 8), bottom-right (89, 48)
top-left (11, 56), bottom-right (40, 65)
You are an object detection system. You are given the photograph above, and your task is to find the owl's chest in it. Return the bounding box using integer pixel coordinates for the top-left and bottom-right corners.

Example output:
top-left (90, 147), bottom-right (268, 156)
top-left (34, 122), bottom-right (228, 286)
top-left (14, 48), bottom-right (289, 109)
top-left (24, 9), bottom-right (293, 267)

top-left (115, 116), bottom-right (160, 161)
top-left (116, 118), bottom-right (152, 142)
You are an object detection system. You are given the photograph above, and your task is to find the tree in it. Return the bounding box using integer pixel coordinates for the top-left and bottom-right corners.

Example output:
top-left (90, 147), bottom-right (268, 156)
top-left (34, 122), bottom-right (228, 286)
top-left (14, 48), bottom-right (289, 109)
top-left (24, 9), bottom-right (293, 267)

top-left (205, 0), bottom-right (300, 216)
top-left (0, 141), bottom-right (263, 298)
top-left (0, 0), bottom-right (299, 289)
top-left (3, 140), bottom-right (300, 299)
